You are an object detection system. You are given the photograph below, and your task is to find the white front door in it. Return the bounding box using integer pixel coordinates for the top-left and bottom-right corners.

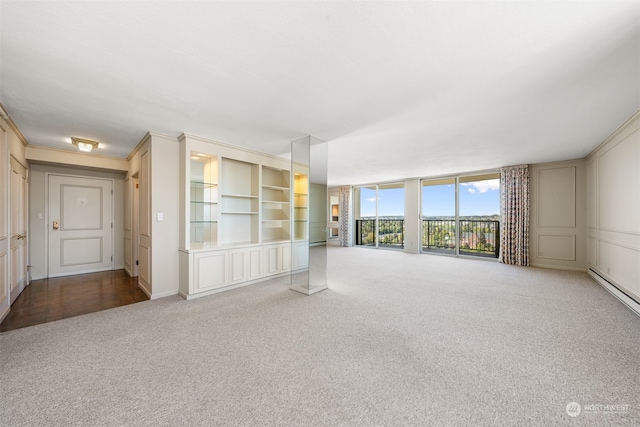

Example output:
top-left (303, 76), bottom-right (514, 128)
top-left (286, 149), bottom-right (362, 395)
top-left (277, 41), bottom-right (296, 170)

top-left (10, 158), bottom-right (28, 304)
top-left (48, 174), bottom-right (113, 277)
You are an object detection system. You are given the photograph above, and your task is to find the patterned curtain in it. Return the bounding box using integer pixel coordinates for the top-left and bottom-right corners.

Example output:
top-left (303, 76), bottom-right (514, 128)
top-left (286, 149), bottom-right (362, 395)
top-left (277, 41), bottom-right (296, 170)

top-left (338, 186), bottom-right (353, 247)
top-left (499, 165), bottom-right (530, 266)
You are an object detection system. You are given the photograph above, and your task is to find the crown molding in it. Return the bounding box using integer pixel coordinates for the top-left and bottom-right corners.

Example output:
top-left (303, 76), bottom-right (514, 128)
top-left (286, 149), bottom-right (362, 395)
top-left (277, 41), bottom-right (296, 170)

top-left (127, 131), bottom-right (177, 160)
top-left (588, 108), bottom-right (640, 159)
top-left (0, 102), bottom-right (29, 146)
top-left (26, 144), bottom-right (129, 162)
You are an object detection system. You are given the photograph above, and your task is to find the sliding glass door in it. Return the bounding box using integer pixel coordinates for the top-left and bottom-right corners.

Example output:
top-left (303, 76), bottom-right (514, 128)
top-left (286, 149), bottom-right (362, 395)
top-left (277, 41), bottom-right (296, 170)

top-left (459, 174), bottom-right (500, 257)
top-left (421, 178), bottom-right (456, 254)
top-left (356, 186), bottom-right (377, 246)
top-left (355, 183), bottom-right (405, 249)
top-left (378, 183), bottom-right (404, 248)
top-left (422, 173), bottom-right (500, 258)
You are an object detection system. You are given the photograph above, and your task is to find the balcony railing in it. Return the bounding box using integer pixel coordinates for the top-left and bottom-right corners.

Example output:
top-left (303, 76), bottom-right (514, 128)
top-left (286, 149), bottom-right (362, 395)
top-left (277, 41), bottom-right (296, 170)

top-left (422, 219), bottom-right (500, 258)
top-left (356, 218), bottom-right (499, 257)
top-left (356, 218), bottom-right (404, 248)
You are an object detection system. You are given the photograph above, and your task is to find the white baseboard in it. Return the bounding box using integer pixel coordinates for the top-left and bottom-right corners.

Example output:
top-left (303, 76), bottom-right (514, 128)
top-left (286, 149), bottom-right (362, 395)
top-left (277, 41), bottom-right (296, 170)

top-left (149, 289), bottom-right (179, 300)
top-left (589, 270), bottom-right (640, 317)
top-left (530, 263), bottom-right (587, 272)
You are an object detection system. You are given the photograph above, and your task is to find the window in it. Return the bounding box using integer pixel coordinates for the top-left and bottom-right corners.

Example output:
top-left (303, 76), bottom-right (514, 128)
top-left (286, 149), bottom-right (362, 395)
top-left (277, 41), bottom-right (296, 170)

top-left (355, 183), bottom-right (405, 249)
top-left (422, 178), bottom-right (456, 254)
top-left (421, 173), bottom-right (500, 258)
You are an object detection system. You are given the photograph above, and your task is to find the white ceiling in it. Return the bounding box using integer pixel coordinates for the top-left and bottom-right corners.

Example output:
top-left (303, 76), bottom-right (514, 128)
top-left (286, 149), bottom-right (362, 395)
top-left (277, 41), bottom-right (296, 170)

top-left (1, 1), bottom-right (639, 186)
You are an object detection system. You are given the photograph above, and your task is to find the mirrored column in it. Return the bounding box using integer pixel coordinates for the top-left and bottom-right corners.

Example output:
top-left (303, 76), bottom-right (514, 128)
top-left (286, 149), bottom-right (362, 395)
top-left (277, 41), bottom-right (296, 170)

top-left (290, 136), bottom-right (327, 295)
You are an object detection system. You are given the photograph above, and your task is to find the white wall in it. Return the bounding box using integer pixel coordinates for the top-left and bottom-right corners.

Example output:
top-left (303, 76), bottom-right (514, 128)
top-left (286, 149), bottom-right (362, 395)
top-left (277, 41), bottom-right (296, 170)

top-left (587, 110), bottom-right (640, 303)
top-left (529, 160), bottom-right (587, 271)
top-left (29, 163), bottom-right (126, 280)
top-left (149, 134), bottom-right (180, 298)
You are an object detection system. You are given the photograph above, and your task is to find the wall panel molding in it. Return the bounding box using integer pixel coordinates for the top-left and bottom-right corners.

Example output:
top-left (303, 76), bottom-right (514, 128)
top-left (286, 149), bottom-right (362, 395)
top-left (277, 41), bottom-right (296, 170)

top-left (537, 234), bottom-right (576, 261)
top-left (536, 166), bottom-right (576, 228)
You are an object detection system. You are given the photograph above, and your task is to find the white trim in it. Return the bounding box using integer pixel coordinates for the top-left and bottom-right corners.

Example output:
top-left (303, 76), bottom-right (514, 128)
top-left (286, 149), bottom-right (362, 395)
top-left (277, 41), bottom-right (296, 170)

top-left (587, 108), bottom-right (640, 160)
top-left (529, 263), bottom-right (586, 272)
top-left (180, 271), bottom-right (290, 300)
top-left (149, 289), bottom-right (179, 300)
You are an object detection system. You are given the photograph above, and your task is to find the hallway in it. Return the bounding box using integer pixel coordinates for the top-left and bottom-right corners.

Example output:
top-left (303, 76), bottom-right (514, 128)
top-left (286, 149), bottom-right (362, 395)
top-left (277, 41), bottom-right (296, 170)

top-left (0, 270), bottom-right (148, 332)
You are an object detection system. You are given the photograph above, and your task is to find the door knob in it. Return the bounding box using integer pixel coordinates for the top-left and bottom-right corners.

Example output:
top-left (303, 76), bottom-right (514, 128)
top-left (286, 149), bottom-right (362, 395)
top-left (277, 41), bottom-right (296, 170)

top-left (52, 221), bottom-right (59, 230)
top-left (16, 233), bottom-right (26, 240)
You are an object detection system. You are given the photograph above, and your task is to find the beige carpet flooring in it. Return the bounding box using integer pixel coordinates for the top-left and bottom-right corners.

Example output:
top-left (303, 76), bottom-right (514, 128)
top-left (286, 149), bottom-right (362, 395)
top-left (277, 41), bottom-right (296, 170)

top-left (1, 247), bottom-right (639, 426)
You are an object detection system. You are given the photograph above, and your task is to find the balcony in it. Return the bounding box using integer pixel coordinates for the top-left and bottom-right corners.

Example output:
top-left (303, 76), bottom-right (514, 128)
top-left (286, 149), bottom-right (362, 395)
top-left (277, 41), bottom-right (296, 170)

top-left (356, 218), bottom-right (500, 258)
top-left (356, 218), bottom-right (404, 249)
top-left (422, 219), bottom-right (500, 258)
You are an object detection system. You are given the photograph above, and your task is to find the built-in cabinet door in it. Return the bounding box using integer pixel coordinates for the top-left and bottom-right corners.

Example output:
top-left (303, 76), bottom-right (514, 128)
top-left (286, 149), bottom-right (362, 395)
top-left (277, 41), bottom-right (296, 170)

top-left (229, 249), bottom-right (248, 284)
top-left (9, 157), bottom-right (27, 304)
top-left (248, 247), bottom-right (262, 280)
top-left (264, 243), bottom-right (291, 276)
top-left (281, 243), bottom-right (291, 272)
top-left (194, 251), bottom-right (228, 292)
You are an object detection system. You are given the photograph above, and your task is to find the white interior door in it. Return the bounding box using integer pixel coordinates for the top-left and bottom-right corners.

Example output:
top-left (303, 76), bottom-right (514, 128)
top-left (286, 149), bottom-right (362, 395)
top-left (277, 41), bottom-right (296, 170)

top-left (0, 127), bottom-right (8, 318)
top-left (10, 157), bottom-right (27, 304)
top-left (48, 174), bottom-right (113, 277)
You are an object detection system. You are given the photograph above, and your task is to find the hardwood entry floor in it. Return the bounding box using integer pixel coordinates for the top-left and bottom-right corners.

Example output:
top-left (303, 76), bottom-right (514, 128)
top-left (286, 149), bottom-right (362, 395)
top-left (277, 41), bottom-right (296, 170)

top-left (0, 270), bottom-right (149, 332)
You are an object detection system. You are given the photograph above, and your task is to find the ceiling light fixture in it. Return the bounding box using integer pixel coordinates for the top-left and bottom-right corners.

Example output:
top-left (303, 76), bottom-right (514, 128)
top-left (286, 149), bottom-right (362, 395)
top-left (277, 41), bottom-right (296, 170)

top-left (71, 137), bottom-right (99, 152)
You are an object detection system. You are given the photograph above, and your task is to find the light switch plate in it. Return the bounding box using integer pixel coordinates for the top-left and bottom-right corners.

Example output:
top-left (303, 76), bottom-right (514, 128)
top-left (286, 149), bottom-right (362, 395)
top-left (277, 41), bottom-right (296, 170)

top-left (157, 212), bottom-right (164, 221)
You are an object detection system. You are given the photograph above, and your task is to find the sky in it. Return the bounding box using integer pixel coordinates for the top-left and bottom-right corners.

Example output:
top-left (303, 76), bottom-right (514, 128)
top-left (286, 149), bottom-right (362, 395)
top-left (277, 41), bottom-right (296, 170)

top-left (360, 179), bottom-right (500, 217)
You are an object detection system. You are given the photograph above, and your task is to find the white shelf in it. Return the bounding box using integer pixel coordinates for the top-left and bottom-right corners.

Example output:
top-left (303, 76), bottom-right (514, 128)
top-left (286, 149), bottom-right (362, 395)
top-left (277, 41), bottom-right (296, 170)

top-left (222, 212), bottom-right (258, 215)
top-left (262, 184), bottom-right (289, 191)
top-left (221, 193), bottom-right (258, 199)
top-left (262, 200), bottom-right (290, 204)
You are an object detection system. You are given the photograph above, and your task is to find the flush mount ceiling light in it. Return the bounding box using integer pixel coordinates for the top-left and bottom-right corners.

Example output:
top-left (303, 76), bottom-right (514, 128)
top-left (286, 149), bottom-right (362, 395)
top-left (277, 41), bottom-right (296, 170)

top-left (71, 137), bottom-right (99, 152)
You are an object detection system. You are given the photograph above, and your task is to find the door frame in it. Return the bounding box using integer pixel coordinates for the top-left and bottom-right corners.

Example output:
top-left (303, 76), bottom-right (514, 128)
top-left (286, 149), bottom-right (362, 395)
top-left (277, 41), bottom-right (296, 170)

top-left (44, 172), bottom-right (115, 278)
top-left (9, 155), bottom-right (28, 304)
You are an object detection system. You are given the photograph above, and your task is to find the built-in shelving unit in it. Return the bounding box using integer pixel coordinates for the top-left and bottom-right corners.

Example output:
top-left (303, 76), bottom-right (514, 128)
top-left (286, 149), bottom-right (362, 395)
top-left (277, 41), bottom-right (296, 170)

top-left (261, 165), bottom-right (291, 243)
top-left (220, 158), bottom-right (259, 245)
top-left (179, 134), bottom-right (303, 300)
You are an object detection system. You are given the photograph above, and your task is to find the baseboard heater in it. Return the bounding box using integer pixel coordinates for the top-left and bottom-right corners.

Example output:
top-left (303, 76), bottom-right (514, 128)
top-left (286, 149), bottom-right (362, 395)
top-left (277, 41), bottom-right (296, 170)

top-left (589, 268), bottom-right (640, 317)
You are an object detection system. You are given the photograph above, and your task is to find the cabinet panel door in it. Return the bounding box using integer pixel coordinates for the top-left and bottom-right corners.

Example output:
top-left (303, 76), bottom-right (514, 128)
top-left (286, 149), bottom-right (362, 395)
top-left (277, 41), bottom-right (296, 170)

top-left (229, 249), bottom-right (248, 284)
top-left (264, 245), bottom-right (280, 275)
top-left (194, 251), bottom-right (228, 291)
top-left (281, 243), bottom-right (291, 272)
top-left (248, 247), bottom-right (262, 279)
